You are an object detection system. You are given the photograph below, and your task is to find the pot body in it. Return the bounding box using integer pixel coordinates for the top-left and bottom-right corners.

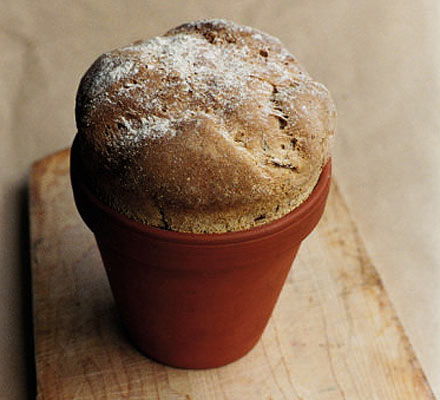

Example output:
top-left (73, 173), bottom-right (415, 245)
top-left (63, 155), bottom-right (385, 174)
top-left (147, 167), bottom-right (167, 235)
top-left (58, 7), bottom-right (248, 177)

top-left (70, 137), bottom-right (331, 368)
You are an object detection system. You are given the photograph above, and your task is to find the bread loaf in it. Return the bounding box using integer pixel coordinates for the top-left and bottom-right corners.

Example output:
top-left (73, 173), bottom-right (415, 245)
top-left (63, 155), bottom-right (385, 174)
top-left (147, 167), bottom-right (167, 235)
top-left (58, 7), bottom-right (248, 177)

top-left (75, 19), bottom-right (336, 233)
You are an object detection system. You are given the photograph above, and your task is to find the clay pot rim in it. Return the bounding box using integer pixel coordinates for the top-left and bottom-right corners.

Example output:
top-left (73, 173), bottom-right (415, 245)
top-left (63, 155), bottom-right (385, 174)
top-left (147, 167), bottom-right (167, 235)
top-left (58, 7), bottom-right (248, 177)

top-left (70, 139), bottom-right (331, 245)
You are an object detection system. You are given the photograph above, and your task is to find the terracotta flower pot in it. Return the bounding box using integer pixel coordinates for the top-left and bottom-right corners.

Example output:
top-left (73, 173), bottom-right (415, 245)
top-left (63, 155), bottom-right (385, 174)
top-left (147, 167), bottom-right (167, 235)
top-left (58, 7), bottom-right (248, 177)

top-left (70, 137), bottom-right (331, 368)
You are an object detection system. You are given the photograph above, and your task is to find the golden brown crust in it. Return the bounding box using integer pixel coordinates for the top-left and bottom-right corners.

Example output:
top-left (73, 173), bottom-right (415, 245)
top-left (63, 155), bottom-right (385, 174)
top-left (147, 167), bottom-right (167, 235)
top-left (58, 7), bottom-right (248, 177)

top-left (75, 19), bottom-right (336, 233)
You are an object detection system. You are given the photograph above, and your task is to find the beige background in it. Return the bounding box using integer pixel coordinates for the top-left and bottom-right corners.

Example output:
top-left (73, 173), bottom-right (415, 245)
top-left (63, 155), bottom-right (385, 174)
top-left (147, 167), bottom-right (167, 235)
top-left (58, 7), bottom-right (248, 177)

top-left (1, 1), bottom-right (439, 398)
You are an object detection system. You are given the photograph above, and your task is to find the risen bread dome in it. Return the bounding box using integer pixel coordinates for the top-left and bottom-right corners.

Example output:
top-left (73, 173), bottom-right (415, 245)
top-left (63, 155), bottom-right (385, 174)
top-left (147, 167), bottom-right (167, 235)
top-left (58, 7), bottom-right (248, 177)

top-left (75, 19), bottom-right (336, 233)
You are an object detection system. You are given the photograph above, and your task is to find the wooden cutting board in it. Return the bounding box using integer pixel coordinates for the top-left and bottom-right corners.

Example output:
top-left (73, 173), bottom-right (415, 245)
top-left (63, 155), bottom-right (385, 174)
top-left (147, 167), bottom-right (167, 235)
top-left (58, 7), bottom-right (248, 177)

top-left (30, 149), bottom-right (434, 400)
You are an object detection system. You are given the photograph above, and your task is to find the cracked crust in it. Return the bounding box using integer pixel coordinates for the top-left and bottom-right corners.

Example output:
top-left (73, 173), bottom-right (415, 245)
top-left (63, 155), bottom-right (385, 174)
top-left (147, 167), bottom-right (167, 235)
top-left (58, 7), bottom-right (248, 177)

top-left (75, 19), bottom-right (336, 233)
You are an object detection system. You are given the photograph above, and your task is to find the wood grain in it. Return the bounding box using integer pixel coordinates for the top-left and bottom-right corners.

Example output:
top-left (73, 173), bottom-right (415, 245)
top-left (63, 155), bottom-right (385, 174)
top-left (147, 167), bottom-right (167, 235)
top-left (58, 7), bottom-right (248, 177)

top-left (30, 149), bottom-right (435, 400)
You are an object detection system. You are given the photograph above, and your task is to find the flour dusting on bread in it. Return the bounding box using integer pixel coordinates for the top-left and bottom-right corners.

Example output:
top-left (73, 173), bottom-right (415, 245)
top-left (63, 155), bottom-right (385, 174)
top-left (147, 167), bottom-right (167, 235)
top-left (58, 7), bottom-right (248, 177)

top-left (75, 19), bottom-right (336, 233)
